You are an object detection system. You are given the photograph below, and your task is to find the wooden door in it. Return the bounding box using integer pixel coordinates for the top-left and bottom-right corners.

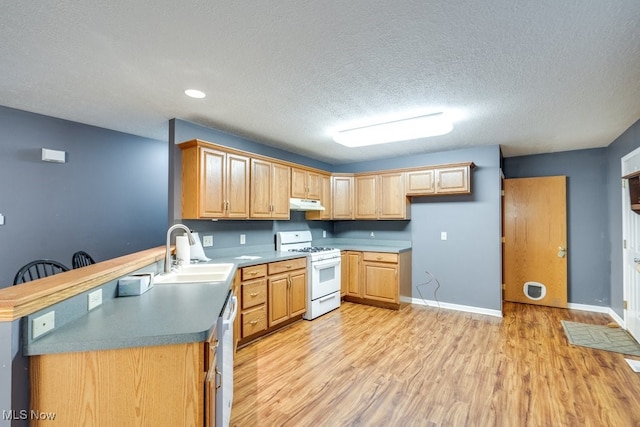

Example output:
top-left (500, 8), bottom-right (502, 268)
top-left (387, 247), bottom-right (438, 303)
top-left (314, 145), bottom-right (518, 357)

top-left (406, 169), bottom-right (435, 195)
top-left (332, 175), bottom-right (354, 219)
top-left (379, 172), bottom-right (407, 219)
top-left (289, 271), bottom-right (307, 317)
top-left (346, 252), bottom-right (362, 297)
top-left (355, 175), bottom-right (378, 219)
top-left (290, 168), bottom-right (307, 199)
top-left (436, 166), bottom-right (470, 194)
top-left (271, 163), bottom-right (291, 219)
top-left (306, 171), bottom-right (322, 200)
top-left (268, 275), bottom-right (289, 326)
top-left (340, 252), bottom-right (348, 296)
top-left (200, 147), bottom-right (226, 217)
top-left (250, 159), bottom-right (272, 218)
top-left (363, 262), bottom-right (398, 303)
top-left (226, 153), bottom-right (249, 218)
top-left (504, 176), bottom-right (567, 308)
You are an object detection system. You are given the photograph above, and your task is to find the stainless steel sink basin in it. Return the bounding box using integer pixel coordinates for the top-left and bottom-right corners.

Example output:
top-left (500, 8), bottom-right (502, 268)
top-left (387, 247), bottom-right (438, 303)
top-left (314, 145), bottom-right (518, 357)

top-left (154, 263), bottom-right (234, 284)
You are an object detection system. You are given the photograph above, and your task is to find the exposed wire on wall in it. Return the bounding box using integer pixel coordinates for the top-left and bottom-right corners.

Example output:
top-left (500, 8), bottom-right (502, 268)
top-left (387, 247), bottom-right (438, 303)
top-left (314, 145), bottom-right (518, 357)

top-left (416, 270), bottom-right (444, 320)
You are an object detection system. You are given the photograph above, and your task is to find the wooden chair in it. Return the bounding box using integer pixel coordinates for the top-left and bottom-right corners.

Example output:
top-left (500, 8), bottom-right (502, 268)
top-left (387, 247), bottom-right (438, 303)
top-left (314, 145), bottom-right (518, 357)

top-left (72, 251), bottom-right (96, 269)
top-left (13, 259), bottom-right (69, 285)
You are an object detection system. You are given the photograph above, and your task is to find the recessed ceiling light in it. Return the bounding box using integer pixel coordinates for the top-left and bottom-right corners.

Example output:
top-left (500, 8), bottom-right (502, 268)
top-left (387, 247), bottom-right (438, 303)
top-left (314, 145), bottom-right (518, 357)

top-left (333, 113), bottom-right (453, 147)
top-left (184, 89), bottom-right (206, 99)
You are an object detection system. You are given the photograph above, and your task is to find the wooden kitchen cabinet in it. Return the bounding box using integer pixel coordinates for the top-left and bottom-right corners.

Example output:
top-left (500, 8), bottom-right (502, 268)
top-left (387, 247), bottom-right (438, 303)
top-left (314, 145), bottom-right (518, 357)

top-left (250, 158), bottom-right (291, 219)
top-left (306, 173), bottom-right (333, 220)
top-left (340, 252), bottom-right (348, 297)
top-left (239, 264), bottom-right (268, 340)
top-left (180, 141), bottom-right (250, 219)
top-left (332, 174), bottom-right (354, 219)
top-left (30, 342), bottom-right (206, 426)
top-left (405, 162), bottom-right (474, 196)
top-left (343, 250), bottom-right (412, 310)
top-left (355, 172), bottom-right (409, 219)
top-left (268, 258), bottom-right (307, 327)
top-left (344, 251), bottom-right (363, 298)
top-left (291, 167), bottom-right (322, 200)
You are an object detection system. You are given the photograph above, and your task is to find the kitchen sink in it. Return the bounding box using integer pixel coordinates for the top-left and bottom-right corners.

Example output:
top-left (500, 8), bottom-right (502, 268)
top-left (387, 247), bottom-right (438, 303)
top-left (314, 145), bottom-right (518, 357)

top-left (154, 263), bottom-right (235, 284)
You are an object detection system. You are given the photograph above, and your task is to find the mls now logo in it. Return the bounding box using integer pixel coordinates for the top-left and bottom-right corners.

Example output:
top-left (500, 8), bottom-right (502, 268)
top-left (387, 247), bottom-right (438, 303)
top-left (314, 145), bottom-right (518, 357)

top-left (3, 410), bottom-right (56, 420)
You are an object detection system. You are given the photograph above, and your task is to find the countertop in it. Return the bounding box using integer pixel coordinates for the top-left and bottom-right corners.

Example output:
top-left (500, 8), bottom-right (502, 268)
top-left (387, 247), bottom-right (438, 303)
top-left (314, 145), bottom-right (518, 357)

top-left (25, 242), bottom-right (411, 356)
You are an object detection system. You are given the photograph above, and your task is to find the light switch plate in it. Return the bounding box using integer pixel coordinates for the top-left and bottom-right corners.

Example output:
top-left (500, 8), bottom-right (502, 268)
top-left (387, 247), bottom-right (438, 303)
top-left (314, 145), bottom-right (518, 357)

top-left (88, 289), bottom-right (103, 311)
top-left (33, 311), bottom-right (55, 339)
top-left (203, 235), bottom-right (213, 247)
top-left (441, 232), bottom-right (448, 241)
top-left (240, 234), bottom-right (246, 245)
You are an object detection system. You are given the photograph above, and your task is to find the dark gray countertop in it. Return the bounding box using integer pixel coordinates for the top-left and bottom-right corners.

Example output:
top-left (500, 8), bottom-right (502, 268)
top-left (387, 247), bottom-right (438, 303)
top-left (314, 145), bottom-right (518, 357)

top-left (25, 242), bottom-right (411, 356)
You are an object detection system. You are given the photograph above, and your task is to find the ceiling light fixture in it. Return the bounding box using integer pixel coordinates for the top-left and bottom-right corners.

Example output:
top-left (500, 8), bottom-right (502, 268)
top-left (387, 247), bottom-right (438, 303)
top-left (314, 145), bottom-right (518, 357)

top-left (332, 113), bottom-right (453, 147)
top-left (184, 89), bottom-right (206, 99)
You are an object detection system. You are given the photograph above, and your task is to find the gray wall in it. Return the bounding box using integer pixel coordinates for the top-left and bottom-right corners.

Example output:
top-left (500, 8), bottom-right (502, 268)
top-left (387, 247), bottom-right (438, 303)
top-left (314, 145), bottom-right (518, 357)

top-left (503, 148), bottom-right (610, 306)
top-left (336, 146), bottom-right (503, 311)
top-left (607, 119), bottom-right (640, 317)
top-left (0, 106), bottom-right (168, 288)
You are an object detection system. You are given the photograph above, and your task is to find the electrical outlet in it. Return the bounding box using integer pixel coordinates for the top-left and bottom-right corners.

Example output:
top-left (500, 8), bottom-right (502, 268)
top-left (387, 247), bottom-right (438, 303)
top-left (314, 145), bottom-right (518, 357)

top-left (240, 234), bottom-right (246, 245)
top-left (441, 231), bottom-right (448, 241)
top-left (203, 235), bottom-right (213, 247)
top-left (370, 232), bottom-right (375, 238)
top-left (0, 213), bottom-right (4, 225)
top-left (32, 311), bottom-right (55, 339)
top-left (322, 230), bottom-right (326, 238)
top-left (88, 289), bottom-right (103, 311)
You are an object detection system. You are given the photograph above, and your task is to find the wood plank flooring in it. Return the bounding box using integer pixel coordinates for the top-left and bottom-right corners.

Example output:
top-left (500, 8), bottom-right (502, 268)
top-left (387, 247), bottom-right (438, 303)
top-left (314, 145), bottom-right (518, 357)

top-left (231, 302), bottom-right (640, 426)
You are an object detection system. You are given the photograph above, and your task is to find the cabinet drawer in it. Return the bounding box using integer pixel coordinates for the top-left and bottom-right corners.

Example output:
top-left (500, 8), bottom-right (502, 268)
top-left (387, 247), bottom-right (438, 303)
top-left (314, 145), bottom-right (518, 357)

top-left (241, 264), bottom-right (267, 280)
top-left (242, 306), bottom-right (267, 338)
top-left (363, 252), bottom-right (398, 263)
top-left (268, 257), bottom-right (306, 275)
top-left (242, 279), bottom-right (267, 309)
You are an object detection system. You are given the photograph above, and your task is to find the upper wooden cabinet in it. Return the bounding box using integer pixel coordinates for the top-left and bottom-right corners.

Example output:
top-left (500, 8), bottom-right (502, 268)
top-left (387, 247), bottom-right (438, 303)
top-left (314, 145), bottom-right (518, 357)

top-left (306, 174), bottom-right (332, 220)
top-left (250, 159), bottom-right (290, 219)
top-left (355, 172), bottom-right (409, 220)
top-left (332, 174), bottom-right (354, 219)
top-left (405, 162), bottom-right (474, 196)
top-left (180, 141), bottom-right (249, 219)
top-left (291, 168), bottom-right (322, 200)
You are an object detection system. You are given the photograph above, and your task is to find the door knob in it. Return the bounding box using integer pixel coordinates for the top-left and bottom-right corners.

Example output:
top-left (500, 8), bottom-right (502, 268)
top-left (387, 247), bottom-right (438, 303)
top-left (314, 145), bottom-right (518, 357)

top-left (557, 246), bottom-right (567, 258)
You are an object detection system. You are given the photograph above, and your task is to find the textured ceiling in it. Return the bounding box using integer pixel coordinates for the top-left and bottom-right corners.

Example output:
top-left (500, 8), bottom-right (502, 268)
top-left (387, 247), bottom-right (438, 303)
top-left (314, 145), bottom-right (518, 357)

top-left (1, 1), bottom-right (639, 164)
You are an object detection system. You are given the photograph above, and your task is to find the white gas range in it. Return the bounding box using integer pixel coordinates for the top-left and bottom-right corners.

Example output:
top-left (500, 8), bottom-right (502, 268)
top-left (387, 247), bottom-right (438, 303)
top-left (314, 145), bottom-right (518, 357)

top-left (276, 231), bottom-right (341, 320)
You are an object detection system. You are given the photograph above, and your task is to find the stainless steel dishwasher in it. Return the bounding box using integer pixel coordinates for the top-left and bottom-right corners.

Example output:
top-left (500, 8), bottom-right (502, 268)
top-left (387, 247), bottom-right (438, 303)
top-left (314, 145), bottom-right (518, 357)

top-left (216, 290), bottom-right (238, 427)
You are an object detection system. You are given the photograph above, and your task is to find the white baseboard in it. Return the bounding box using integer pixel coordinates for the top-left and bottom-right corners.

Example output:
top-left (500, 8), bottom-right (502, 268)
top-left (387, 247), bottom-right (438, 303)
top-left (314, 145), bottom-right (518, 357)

top-left (400, 296), bottom-right (503, 318)
top-left (560, 303), bottom-right (626, 328)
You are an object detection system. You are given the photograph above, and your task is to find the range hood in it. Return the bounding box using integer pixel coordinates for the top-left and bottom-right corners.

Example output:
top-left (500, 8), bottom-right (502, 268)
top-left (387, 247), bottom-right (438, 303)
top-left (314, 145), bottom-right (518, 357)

top-left (289, 198), bottom-right (325, 211)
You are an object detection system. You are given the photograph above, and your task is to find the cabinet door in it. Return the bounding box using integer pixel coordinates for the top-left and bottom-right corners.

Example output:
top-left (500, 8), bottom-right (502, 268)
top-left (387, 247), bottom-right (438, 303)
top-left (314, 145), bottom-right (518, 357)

top-left (379, 172), bottom-right (408, 219)
top-left (271, 163), bottom-right (291, 219)
top-left (200, 147), bottom-right (226, 217)
top-left (332, 175), bottom-right (354, 219)
top-left (363, 262), bottom-right (398, 303)
top-left (346, 252), bottom-right (362, 297)
top-left (436, 166), bottom-right (470, 194)
top-left (340, 252), bottom-right (348, 297)
top-left (250, 159), bottom-right (273, 218)
top-left (306, 174), bottom-right (332, 220)
top-left (268, 275), bottom-right (290, 327)
top-left (306, 171), bottom-right (322, 200)
top-left (355, 175), bottom-right (378, 219)
top-left (226, 153), bottom-right (250, 218)
top-left (405, 169), bottom-right (435, 195)
top-left (291, 168), bottom-right (308, 199)
top-left (289, 270), bottom-right (307, 317)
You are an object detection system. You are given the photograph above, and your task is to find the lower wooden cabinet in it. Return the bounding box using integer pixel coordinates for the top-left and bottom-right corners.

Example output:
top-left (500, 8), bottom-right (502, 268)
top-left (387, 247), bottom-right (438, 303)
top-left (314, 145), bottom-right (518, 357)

top-left (238, 257), bottom-right (307, 347)
top-left (30, 342), bottom-right (206, 426)
top-left (342, 250), bottom-right (412, 310)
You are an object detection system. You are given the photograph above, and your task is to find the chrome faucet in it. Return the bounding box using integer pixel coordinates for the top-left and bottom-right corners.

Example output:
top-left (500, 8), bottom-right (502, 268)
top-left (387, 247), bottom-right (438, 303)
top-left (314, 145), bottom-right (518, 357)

top-left (164, 224), bottom-right (196, 273)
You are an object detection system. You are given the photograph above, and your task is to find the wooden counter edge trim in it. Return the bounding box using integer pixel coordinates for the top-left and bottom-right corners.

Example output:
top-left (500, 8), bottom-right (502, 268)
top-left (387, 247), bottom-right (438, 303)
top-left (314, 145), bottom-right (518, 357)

top-left (0, 246), bottom-right (167, 322)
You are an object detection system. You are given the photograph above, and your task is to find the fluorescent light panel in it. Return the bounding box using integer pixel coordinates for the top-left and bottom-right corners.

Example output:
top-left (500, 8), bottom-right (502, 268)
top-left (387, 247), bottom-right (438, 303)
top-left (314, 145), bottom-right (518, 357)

top-left (333, 113), bottom-right (453, 147)
top-left (184, 89), bottom-right (206, 99)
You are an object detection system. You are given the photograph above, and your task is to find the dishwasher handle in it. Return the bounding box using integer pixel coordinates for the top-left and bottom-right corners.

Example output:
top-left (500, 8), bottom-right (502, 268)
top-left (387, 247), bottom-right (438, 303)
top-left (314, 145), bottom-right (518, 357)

top-left (222, 295), bottom-right (238, 331)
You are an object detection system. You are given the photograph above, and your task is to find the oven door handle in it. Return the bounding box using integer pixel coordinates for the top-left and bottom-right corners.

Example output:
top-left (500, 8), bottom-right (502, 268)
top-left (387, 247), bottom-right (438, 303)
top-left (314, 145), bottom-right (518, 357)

top-left (312, 259), bottom-right (341, 270)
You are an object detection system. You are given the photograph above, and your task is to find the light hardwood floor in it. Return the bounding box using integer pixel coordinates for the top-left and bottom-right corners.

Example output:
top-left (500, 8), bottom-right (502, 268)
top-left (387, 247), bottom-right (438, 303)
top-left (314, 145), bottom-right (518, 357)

top-left (232, 302), bottom-right (640, 426)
